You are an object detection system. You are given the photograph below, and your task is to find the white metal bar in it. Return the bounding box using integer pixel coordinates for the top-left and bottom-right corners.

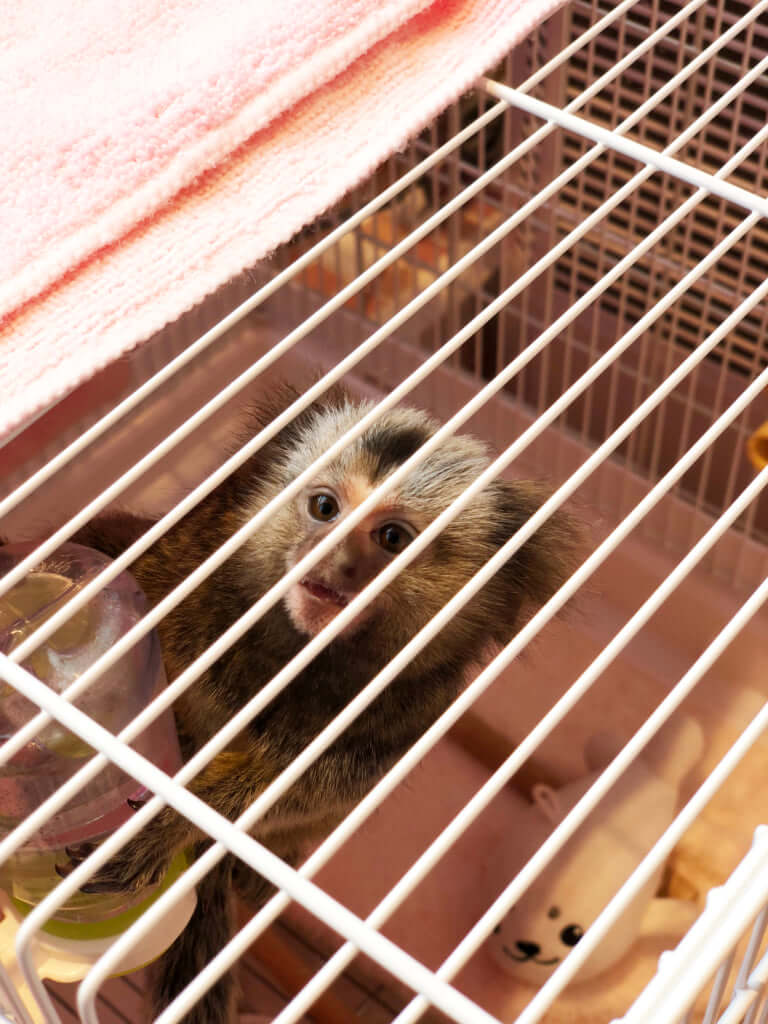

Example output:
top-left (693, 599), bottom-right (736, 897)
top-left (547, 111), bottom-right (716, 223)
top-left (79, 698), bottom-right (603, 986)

top-left (745, 982), bottom-right (768, 1024)
top-left (745, 950), bottom-right (768, 1024)
top-left (746, 914), bottom-right (768, 990)
top-left (619, 823), bottom-right (768, 1024)
top-left (736, 906), bottom-right (768, 992)
top-left (0, 0), bottom-right (655, 516)
top-left (260, 461), bottom-right (768, 1024)
top-left (0, 0), bottom-right (746, 731)
top-left (78, 205), bottom-right (768, 1015)
top-left (482, 76), bottom-right (768, 218)
top-left (703, 949), bottom-right (737, 1024)
top-left (744, 913), bottom-right (768, 1024)
top-left (9, 180), bottom-right (768, 1022)
top-left (747, 946), bottom-right (768, 999)
top-left (0, 0), bottom-right (720, 613)
top-left (720, 990), bottom-right (760, 1024)
top-left (716, 900), bottom-right (768, 1022)
top-left (7, 45), bottom-right (765, 799)
top-left (753, 984), bottom-right (768, 1024)
top-left (6, 0), bottom-right (758, 674)
top-left (0, 655), bottom-right (497, 1024)
top-left (112, 346), bottom-right (768, 1024)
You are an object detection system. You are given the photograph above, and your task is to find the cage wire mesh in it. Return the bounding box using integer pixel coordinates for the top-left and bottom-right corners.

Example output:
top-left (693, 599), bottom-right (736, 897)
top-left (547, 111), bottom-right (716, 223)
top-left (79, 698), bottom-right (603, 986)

top-left (2, 0), bottom-right (768, 1022)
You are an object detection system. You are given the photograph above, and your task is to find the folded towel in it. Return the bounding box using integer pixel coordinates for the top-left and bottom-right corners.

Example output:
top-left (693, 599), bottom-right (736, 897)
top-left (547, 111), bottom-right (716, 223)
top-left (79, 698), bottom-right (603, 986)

top-left (1, 0), bottom-right (433, 319)
top-left (0, 0), bottom-right (568, 442)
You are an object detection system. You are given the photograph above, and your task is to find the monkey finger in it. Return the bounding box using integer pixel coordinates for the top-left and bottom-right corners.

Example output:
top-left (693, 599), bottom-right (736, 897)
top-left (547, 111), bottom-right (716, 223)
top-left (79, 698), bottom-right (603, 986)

top-left (79, 877), bottom-right (125, 894)
top-left (64, 841), bottom-right (96, 861)
top-left (79, 868), bottom-right (164, 894)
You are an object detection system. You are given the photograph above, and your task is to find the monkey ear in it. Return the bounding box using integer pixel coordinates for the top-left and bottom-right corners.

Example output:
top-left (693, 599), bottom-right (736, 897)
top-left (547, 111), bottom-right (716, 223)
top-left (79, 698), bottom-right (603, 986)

top-left (229, 381), bottom-right (352, 492)
top-left (241, 380), bottom-right (351, 446)
top-left (489, 480), bottom-right (584, 612)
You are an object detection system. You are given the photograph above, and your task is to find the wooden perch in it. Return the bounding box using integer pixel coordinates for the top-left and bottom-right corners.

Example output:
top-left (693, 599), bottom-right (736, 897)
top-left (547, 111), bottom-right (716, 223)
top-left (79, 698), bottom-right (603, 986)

top-left (448, 711), bottom-right (563, 795)
top-left (246, 926), bottom-right (360, 1024)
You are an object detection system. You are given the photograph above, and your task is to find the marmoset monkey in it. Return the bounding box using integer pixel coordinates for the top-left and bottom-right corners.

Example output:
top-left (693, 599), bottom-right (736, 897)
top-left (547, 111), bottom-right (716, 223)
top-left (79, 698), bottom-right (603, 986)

top-left (58, 386), bottom-right (582, 1022)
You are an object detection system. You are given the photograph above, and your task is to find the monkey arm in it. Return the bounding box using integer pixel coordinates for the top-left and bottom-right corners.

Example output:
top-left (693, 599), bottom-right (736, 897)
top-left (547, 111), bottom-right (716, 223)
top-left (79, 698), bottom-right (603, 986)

top-left (59, 752), bottom-right (259, 894)
top-left (61, 743), bottom-right (340, 894)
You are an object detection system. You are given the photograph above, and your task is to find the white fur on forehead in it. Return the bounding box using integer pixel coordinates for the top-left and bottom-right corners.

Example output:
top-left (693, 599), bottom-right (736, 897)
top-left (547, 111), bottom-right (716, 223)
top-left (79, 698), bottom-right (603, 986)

top-left (275, 395), bottom-right (375, 479)
top-left (281, 398), bottom-right (491, 497)
top-left (397, 435), bottom-right (489, 504)
top-left (300, 395), bottom-right (375, 455)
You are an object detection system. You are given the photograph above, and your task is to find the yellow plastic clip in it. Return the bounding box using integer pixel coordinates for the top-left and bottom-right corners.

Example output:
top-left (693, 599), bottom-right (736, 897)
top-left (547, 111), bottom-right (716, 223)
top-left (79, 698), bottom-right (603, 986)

top-left (747, 421), bottom-right (768, 470)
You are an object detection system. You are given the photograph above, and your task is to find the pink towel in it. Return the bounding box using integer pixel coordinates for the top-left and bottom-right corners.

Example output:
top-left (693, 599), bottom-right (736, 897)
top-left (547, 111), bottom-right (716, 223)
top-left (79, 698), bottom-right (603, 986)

top-left (1, 0), bottom-right (567, 442)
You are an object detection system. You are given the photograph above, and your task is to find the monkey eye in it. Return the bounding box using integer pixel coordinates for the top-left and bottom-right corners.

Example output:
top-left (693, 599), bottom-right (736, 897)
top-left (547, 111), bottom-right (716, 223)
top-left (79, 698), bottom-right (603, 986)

top-left (375, 522), bottom-right (414, 554)
top-left (308, 493), bottom-right (339, 522)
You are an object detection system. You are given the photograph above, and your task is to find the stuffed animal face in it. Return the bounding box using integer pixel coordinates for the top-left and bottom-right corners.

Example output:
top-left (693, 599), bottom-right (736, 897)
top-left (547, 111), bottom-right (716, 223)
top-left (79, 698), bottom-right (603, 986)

top-left (491, 901), bottom-right (585, 981)
top-left (487, 821), bottom-right (662, 985)
top-left (486, 777), bottom-right (662, 985)
top-left (487, 847), bottom-right (601, 986)
top-left (487, 720), bottom-right (702, 988)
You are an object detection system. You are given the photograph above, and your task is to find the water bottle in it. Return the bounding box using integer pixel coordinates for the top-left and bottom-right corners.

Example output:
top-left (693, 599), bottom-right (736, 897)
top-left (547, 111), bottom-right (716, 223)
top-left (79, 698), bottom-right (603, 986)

top-left (0, 541), bottom-right (183, 925)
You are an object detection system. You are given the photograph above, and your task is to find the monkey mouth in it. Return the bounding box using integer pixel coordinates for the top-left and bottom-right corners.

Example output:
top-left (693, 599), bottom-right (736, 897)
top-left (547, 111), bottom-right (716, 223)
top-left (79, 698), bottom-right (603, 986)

top-left (300, 578), bottom-right (350, 607)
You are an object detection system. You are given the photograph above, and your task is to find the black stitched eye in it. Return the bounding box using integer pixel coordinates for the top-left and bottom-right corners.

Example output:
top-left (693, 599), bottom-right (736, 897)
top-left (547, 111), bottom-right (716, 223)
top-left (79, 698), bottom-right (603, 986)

top-left (559, 924), bottom-right (583, 947)
top-left (493, 924), bottom-right (501, 935)
top-left (376, 523), bottom-right (413, 554)
top-left (309, 494), bottom-right (339, 522)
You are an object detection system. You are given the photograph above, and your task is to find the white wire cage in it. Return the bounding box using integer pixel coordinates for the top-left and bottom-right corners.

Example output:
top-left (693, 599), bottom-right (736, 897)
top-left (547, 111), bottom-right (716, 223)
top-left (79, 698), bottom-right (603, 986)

top-left (2, 1), bottom-right (768, 1022)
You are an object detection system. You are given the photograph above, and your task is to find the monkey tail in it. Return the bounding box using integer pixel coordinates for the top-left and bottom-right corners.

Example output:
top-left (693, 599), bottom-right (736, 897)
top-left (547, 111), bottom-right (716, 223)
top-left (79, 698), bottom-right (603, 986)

top-left (149, 851), bottom-right (236, 1024)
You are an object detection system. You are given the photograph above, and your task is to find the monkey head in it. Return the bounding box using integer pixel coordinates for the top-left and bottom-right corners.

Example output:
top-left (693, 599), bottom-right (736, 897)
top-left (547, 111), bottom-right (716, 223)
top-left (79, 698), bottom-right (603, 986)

top-left (236, 389), bottom-right (581, 670)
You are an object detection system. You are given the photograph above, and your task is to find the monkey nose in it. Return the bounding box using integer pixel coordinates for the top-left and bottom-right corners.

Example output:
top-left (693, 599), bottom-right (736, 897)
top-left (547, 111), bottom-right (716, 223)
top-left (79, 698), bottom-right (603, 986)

top-left (516, 940), bottom-right (541, 958)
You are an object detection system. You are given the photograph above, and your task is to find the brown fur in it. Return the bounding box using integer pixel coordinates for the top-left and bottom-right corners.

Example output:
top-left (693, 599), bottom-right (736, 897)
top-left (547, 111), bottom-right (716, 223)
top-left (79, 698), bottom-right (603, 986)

top-left (63, 385), bottom-right (583, 1021)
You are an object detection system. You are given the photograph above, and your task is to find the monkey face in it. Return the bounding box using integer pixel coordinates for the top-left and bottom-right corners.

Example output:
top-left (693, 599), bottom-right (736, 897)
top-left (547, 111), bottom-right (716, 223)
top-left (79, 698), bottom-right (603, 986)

top-left (239, 394), bottom-right (581, 667)
top-left (283, 474), bottom-right (420, 637)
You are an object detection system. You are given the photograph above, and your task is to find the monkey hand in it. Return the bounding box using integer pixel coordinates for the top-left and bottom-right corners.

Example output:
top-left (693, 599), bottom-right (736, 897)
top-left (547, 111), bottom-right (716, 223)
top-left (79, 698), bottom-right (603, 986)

top-left (54, 800), bottom-right (191, 895)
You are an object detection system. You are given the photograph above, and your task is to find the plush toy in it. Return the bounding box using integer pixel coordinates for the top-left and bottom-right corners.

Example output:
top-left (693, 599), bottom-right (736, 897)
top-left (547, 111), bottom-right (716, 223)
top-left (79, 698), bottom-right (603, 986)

top-left (487, 715), bottom-right (703, 985)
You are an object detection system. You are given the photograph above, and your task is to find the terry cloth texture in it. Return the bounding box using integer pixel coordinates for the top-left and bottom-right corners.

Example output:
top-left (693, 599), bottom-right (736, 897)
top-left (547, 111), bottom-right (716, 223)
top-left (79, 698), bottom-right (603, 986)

top-left (1, 0), bottom-right (569, 440)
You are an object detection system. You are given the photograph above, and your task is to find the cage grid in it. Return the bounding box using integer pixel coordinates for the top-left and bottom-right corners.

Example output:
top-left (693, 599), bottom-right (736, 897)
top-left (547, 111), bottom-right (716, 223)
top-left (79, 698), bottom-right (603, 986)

top-left (2, 1), bottom-right (768, 1023)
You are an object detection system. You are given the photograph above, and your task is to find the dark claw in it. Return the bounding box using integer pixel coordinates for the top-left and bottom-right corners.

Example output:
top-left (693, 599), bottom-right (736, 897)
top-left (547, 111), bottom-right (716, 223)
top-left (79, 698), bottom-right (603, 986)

top-left (127, 796), bottom-right (147, 811)
top-left (64, 842), bottom-right (95, 860)
top-left (79, 861), bottom-right (163, 895)
top-left (54, 842), bottom-right (96, 879)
